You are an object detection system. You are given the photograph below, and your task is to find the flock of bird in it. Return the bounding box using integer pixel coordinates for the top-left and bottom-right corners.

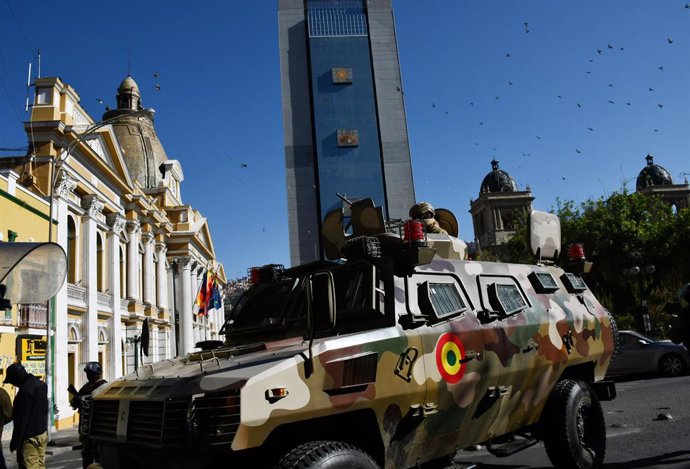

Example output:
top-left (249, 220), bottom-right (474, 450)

top-left (426, 7), bottom-right (687, 178)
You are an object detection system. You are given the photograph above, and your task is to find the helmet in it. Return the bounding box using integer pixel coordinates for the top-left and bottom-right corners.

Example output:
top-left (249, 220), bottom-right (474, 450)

top-left (680, 283), bottom-right (690, 303)
top-left (84, 362), bottom-right (102, 376)
top-left (409, 202), bottom-right (435, 219)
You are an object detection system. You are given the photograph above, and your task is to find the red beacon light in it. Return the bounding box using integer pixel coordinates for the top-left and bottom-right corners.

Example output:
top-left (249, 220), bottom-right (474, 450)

top-left (403, 219), bottom-right (426, 247)
top-left (567, 243), bottom-right (586, 262)
top-left (248, 264), bottom-right (285, 285)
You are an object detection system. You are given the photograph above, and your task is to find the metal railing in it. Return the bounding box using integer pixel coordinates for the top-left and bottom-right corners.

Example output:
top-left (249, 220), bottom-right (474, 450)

top-left (18, 304), bottom-right (48, 328)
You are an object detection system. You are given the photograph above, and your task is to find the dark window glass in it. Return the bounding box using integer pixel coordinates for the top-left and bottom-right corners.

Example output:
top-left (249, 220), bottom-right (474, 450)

top-left (429, 283), bottom-right (466, 317)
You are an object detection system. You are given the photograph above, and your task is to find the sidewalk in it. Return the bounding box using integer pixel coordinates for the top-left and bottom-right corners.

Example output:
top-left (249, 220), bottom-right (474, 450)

top-left (1, 425), bottom-right (82, 467)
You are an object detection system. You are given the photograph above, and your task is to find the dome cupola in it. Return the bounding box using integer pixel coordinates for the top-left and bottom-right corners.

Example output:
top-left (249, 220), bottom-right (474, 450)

top-left (636, 154), bottom-right (672, 191)
top-left (479, 159), bottom-right (519, 194)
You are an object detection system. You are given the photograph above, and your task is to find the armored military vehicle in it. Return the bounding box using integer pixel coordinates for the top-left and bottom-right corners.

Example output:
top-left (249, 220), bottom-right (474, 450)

top-left (84, 201), bottom-right (617, 469)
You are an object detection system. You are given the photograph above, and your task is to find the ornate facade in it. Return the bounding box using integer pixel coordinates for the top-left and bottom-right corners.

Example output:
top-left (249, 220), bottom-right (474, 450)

top-left (635, 154), bottom-right (690, 211)
top-left (470, 159), bottom-right (534, 251)
top-left (0, 76), bottom-right (226, 429)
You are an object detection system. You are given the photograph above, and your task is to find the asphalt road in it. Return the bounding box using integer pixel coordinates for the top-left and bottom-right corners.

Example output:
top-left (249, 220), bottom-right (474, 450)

top-left (30, 373), bottom-right (690, 469)
top-left (454, 373), bottom-right (690, 469)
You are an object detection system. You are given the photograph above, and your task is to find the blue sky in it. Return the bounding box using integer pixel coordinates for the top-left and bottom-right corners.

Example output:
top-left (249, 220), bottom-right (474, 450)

top-left (1, 1), bottom-right (689, 279)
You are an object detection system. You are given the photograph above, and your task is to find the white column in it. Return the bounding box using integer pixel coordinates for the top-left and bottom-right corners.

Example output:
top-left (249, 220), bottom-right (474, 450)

top-left (53, 172), bottom-right (76, 421)
top-left (151, 324), bottom-right (160, 362)
top-left (177, 258), bottom-right (194, 355)
top-left (126, 221), bottom-right (140, 300)
top-left (190, 263), bottom-right (199, 312)
top-left (106, 214), bottom-right (126, 380)
top-left (81, 194), bottom-right (103, 362)
top-left (167, 264), bottom-right (177, 357)
top-left (142, 232), bottom-right (154, 305)
top-left (155, 243), bottom-right (168, 309)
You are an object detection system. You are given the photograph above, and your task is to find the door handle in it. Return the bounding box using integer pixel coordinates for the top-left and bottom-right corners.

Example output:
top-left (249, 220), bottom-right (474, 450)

top-left (460, 350), bottom-right (481, 363)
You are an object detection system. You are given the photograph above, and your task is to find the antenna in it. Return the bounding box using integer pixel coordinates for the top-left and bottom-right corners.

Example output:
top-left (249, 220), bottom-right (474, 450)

top-left (36, 49), bottom-right (41, 78)
top-left (25, 62), bottom-right (32, 112)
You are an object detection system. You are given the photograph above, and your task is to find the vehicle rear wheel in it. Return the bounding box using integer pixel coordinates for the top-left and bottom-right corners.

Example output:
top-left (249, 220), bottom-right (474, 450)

top-left (275, 440), bottom-right (379, 469)
top-left (659, 354), bottom-right (686, 376)
top-left (541, 379), bottom-right (606, 469)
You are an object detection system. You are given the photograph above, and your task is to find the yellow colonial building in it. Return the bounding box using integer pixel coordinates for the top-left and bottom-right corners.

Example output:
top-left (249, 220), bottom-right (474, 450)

top-left (0, 75), bottom-right (226, 429)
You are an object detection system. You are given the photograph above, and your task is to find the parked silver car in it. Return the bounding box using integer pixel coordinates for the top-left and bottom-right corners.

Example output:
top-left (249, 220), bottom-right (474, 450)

top-left (607, 330), bottom-right (690, 377)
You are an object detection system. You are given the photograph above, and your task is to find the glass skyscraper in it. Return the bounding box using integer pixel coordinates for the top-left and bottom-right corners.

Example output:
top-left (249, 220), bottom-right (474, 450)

top-left (279, 0), bottom-right (415, 266)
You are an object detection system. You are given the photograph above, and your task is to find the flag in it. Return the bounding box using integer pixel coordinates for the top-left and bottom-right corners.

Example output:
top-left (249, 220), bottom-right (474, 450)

top-left (195, 271), bottom-right (210, 316)
top-left (196, 270), bottom-right (222, 317)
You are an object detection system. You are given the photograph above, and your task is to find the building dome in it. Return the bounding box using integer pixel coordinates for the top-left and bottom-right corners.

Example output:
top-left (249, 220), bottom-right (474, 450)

top-left (479, 159), bottom-right (519, 194)
top-left (118, 75), bottom-right (140, 93)
top-left (104, 75), bottom-right (167, 189)
top-left (636, 154), bottom-right (672, 191)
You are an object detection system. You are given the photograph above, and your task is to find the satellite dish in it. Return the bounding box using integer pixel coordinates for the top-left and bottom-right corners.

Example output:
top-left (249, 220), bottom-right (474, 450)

top-left (0, 242), bottom-right (67, 306)
top-left (434, 208), bottom-right (459, 237)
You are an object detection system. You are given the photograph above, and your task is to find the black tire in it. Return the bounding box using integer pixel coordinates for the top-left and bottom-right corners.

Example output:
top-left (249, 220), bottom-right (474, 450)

top-left (542, 379), bottom-right (606, 469)
top-left (659, 354), bottom-right (686, 376)
top-left (275, 440), bottom-right (379, 469)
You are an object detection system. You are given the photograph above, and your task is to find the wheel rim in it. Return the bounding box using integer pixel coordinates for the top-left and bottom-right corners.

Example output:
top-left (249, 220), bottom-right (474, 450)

top-left (663, 356), bottom-right (682, 375)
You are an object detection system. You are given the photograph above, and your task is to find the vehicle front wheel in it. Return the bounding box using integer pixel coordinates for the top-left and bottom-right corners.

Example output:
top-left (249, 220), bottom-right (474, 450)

top-left (541, 379), bottom-right (606, 469)
top-left (659, 354), bottom-right (686, 376)
top-left (275, 440), bottom-right (379, 469)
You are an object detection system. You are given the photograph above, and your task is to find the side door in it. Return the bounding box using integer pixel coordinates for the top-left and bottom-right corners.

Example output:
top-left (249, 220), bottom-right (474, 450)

top-left (404, 272), bottom-right (501, 457)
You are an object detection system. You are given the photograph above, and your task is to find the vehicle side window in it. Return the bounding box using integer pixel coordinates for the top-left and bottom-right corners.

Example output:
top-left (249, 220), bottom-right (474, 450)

top-left (407, 274), bottom-right (470, 322)
top-left (620, 334), bottom-right (640, 346)
top-left (419, 282), bottom-right (466, 318)
top-left (478, 275), bottom-right (530, 317)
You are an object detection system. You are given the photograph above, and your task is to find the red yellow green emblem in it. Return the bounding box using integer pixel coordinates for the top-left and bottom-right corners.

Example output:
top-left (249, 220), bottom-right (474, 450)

top-left (435, 333), bottom-right (467, 384)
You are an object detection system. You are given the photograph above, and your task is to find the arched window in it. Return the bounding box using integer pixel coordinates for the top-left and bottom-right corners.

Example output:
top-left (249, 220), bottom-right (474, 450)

top-left (67, 216), bottom-right (78, 283)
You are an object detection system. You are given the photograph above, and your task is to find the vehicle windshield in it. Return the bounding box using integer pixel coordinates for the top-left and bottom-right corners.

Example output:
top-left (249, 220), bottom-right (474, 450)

top-left (220, 261), bottom-right (386, 344)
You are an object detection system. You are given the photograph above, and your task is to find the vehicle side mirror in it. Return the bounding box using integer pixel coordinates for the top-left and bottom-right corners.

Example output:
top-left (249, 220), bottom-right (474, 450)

top-left (309, 272), bottom-right (336, 333)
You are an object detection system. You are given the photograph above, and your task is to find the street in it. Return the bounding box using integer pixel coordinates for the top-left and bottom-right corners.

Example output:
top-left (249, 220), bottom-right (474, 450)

top-left (21, 374), bottom-right (690, 469)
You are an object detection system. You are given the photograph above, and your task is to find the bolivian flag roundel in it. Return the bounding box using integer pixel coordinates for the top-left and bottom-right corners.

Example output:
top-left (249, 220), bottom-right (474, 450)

top-left (435, 333), bottom-right (467, 384)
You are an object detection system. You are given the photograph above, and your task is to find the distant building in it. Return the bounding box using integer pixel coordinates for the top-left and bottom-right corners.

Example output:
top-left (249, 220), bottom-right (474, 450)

top-left (470, 159), bottom-right (534, 251)
top-left (0, 76), bottom-right (226, 429)
top-left (635, 154), bottom-right (690, 211)
top-left (278, 0), bottom-right (415, 266)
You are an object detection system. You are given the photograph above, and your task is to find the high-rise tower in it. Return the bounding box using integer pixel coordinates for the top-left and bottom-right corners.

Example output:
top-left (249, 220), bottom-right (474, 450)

top-left (278, 0), bottom-right (415, 266)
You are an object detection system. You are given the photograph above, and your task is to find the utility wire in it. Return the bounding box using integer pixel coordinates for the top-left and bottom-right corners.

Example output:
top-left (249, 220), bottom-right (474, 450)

top-left (4, 0), bottom-right (33, 52)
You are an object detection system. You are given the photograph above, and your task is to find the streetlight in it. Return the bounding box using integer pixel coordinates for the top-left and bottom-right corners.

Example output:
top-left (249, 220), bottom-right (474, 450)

top-left (43, 108), bottom-right (153, 438)
top-left (623, 264), bottom-right (656, 333)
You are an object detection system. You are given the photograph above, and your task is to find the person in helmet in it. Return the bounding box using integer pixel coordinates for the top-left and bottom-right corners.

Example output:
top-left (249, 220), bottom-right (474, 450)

top-left (69, 362), bottom-right (107, 469)
top-left (409, 201), bottom-right (447, 234)
top-left (4, 362), bottom-right (48, 469)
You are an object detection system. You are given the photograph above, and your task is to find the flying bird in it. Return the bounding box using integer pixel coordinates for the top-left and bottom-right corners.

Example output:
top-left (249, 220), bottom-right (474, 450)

top-left (657, 104), bottom-right (663, 108)
top-left (577, 103), bottom-right (582, 108)
top-left (649, 87), bottom-right (654, 91)
top-left (508, 81), bottom-right (514, 86)
top-left (608, 100), bottom-right (615, 104)
top-left (469, 102), bottom-right (474, 106)
top-left (626, 102), bottom-right (631, 106)
top-left (654, 129), bottom-right (659, 132)
top-left (620, 47), bottom-right (625, 50)
top-left (658, 66), bottom-right (664, 71)
top-left (536, 136), bottom-right (541, 139)
top-left (587, 127), bottom-right (594, 131)
top-left (597, 48), bottom-right (602, 55)
top-left (495, 95), bottom-right (500, 100)
top-left (154, 84), bottom-right (161, 91)
top-left (575, 149), bottom-right (582, 154)
top-left (608, 83), bottom-right (614, 87)
top-left (241, 163), bottom-right (248, 168)
top-left (557, 95), bottom-right (562, 99)
top-left (505, 52), bottom-right (512, 58)
top-left (607, 44), bottom-right (613, 49)
top-left (667, 37), bottom-right (674, 44)
top-left (153, 71), bottom-right (160, 78)
top-left (96, 98), bottom-right (103, 104)
top-left (431, 102), bottom-right (436, 107)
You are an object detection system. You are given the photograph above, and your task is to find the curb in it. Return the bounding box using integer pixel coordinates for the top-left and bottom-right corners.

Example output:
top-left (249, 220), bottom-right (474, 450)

top-left (45, 442), bottom-right (82, 455)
